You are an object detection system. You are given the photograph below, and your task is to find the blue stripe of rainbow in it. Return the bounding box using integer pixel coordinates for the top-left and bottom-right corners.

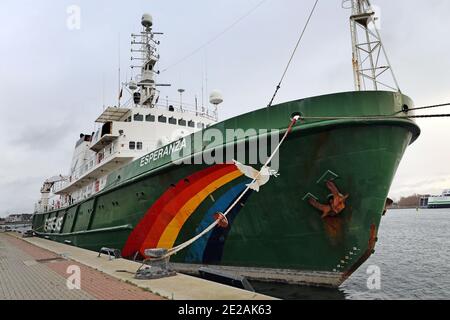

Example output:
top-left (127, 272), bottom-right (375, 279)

top-left (185, 181), bottom-right (253, 264)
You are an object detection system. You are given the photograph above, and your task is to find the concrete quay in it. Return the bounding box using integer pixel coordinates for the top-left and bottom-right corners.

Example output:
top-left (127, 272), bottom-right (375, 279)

top-left (0, 233), bottom-right (274, 300)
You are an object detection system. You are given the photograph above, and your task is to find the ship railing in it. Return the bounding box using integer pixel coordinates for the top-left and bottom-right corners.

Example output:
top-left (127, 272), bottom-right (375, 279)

top-left (35, 197), bottom-right (65, 214)
top-left (52, 144), bottom-right (124, 194)
top-left (153, 101), bottom-right (218, 122)
top-left (121, 89), bottom-right (218, 122)
top-left (52, 135), bottom-right (155, 196)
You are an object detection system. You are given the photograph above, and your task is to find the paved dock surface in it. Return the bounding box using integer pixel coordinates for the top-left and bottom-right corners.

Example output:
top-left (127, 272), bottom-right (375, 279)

top-left (1, 233), bottom-right (274, 300)
top-left (0, 233), bottom-right (163, 300)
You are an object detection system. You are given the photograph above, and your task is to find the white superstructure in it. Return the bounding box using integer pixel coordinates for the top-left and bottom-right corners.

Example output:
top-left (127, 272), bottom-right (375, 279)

top-left (35, 14), bottom-right (222, 213)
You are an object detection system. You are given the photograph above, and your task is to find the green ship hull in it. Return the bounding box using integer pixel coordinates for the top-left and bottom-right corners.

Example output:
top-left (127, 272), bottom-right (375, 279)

top-left (32, 91), bottom-right (420, 287)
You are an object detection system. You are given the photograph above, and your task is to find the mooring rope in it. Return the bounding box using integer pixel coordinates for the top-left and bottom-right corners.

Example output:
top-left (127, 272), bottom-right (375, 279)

top-left (296, 113), bottom-right (450, 120)
top-left (159, 116), bottom-right (301, 259)
top-left (399, 102), bottom-right (450, 113)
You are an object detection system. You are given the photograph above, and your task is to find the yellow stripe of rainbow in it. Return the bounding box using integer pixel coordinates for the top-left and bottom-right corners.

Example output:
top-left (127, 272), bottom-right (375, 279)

top-left (156, 170), bottom-right (243, 249)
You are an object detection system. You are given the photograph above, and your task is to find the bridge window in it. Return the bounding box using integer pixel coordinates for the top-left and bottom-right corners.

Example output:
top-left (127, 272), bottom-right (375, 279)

top-left (146, 114), bottom-right (155, 122)
top-left (137, 142), bottom-right (143, 150)
top-left (169, 117), bottom-right (177, 125)
top-left (134, 114), bottom-right (144, 121)
top-left (158, 115), bottom-right (167, 123)
top-left (178, 119), bottom-right (186, 126)
top-left (129, 141), bottom-right (136, 150)
top-left (188, 120), bottom-right (195, 128)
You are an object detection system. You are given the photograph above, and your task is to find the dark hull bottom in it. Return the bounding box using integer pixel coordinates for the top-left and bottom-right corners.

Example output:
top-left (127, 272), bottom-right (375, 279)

top-left (33, 91), bottom-right (420, 287)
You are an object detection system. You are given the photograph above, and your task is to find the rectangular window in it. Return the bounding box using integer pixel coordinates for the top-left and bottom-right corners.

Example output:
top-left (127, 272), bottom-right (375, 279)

top-left (158, 115), bottom-right (167, 123)
top-left (134, 114), bottom-right (144, 121)
top-left (197, 122), bottom-right (204, 129)
top-left (178, 119), bottom-right (187, 126)
top-left (129, 141), bottom-right (136, 150)
top-left (169, 117), bottom-right (177, 125)
top-left (188, 120), bottom-right (195, 128)
top-left (146, 114), bottom-right (155, 122)
top-left (137, 142), bottom-right (143, 150)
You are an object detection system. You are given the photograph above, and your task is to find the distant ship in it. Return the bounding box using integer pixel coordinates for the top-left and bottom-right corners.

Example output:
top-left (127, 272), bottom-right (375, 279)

top-left (32, 1), bottom-right (421, 287)
top-left (426, 190), bottom-right (450, 208)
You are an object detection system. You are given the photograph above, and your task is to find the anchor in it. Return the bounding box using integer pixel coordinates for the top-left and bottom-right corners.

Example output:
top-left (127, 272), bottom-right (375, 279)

top-left (308, 180), bottom-right (349, 218)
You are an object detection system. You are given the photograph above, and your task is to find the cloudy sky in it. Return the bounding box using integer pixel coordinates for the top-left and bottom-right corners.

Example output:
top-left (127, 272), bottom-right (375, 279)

top-left (1, 0), bottom-right (449, 216)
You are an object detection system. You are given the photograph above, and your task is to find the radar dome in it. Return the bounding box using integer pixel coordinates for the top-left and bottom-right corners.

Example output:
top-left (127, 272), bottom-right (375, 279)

top-left (128, 81), bottom-right (138, 91)
top-left (141, 14), bottom-right (153, 28)
top-left (209, 90), bottom-right (224, 106)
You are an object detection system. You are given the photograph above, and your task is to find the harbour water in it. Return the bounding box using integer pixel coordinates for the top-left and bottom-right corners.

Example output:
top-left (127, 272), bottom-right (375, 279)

top-left (252, 209), bottom-right (450, 300)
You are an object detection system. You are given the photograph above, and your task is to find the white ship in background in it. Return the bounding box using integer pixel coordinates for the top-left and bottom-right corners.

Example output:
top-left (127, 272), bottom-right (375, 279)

top-left (426, 189), bottom-right (450, 208)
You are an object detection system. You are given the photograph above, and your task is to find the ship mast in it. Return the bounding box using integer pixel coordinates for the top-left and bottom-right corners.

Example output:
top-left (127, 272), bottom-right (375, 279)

top-left (130, 14), bottom-right (161, 108)
top-left (348, 0), bottom-right (400, 91)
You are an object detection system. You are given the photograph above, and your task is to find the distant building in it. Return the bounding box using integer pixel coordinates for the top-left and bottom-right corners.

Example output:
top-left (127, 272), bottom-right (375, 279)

top-left (5, 214), bottom-right (32, 223)
top-left (419, 195), bottom-right (431, 208)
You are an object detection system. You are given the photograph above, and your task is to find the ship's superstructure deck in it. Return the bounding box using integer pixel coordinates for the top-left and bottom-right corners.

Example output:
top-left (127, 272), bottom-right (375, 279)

top-left (35, 14), bottom-right (221, 214)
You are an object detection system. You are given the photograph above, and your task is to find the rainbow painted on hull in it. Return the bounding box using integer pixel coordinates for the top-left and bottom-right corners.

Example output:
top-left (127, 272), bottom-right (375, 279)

top-left (122, 164), bottom-right (246, 257)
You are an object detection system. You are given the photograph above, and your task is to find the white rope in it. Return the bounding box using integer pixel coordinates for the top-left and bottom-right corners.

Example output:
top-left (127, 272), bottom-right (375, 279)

top-left (161, 116), bottom-right (300, 259)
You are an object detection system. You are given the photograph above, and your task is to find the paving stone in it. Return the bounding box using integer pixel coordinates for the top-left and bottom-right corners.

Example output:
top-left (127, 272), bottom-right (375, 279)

top-left (0, 234), bottom-right (164, 300)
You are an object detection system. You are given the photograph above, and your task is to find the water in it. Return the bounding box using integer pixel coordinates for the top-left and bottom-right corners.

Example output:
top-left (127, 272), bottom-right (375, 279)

top-left (251, 209), bottom-right (450, 300)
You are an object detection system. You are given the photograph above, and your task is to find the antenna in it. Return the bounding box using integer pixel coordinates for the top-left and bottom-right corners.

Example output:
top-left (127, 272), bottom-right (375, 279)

top-left (102, 73), bottom-right (105, 110)
top-left (201, 74), bottom-right (204, 114)
top-left (205, 49), bottom-right (209, 112)
top-left (347, 0), bottom-right (400, 91)
top-left (178, 89), bottom-right (185, 111)
top-left (118, 33), bottom-right (122, 108)
top-left (195, 95), bottom-right (198, 116)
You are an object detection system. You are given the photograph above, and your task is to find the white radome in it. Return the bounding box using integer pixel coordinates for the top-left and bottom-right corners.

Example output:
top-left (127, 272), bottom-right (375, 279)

top-left (141, 14), bottom-right (153, 28)
top-left (128, 81), bottom-right (138, 91)
top-left (209, 90), bottom-right (224, 106)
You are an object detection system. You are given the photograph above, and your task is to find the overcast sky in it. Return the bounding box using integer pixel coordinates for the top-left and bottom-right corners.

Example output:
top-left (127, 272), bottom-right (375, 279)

top-left (1, 0), bottom-right (449, 217)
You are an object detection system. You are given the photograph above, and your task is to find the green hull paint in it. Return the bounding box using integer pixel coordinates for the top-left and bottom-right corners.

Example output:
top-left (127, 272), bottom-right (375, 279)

top-left (32, 91), bottom-right (420, 286)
